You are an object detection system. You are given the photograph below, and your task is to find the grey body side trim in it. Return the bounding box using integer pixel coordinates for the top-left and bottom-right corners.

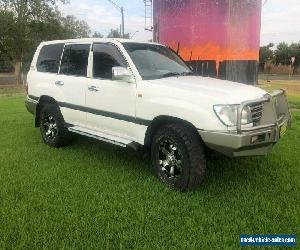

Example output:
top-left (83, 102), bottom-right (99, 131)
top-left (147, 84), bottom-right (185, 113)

top-left (28, 95), bottom-right (39, 102)
top-left (25, 97), bottom-right (38, 115)
top-left (68, 127), bottom-right (141, 150)
top-left (26, 95), bottom-right (151, 126)
top-left (68, 127), bottom-right (127, 147)
top-left (58, 102), bottom-right (150, 126)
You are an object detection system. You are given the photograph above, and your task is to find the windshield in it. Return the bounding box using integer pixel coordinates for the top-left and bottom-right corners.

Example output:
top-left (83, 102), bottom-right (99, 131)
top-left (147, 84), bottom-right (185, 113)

top-left (122, 42), bottom-right (192, 80)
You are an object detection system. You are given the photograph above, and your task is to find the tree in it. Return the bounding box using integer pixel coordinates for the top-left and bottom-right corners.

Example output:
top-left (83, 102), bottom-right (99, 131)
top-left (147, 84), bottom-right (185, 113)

top-left (28, 10), bottom-right (65, 50)
top-left (289, 42), bottom-right (300, 67)
top-left (61, 15), bottom-right (91, 39)
top-left (273, 42), bottom-right (292, 66)
top-left (0, 0), bottom-right (67, 84)
top-left (259, 43), bottom-right (274, 73)
top-left (272, 42), bottom-right (300, 75)
top-left (0, 0), bottom-right (91, 83)
top-left (92, 31), bottom-right (104, 38)
top-left (107, 28), bottom-right (129, 39)
top-left (0, 10), bottom-right (15, 72)
top-left (0, 10), bottom-right (14, 60)
top-left (107, 28), bottom-right (121, 38)
top-left (259, 43), bottom-right (274, 64)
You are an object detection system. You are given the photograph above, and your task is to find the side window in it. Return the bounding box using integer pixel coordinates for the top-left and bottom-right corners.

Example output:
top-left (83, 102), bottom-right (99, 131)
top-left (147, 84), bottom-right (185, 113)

top-left (36, 44), bottom-right (64, 73)
top-left (60, 44), bottom-right (90, 77)
top-left (93, 43), bottom-right (127, 79)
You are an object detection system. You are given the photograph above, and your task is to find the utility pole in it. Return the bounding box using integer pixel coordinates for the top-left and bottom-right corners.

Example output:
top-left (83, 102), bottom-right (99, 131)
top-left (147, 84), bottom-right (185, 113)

top-left (121, 7), bottom-right (124, 37)
top-left (263, 0), bottom-right (268, 6)
top-left (107, 0), bottom-right (125, 37)
top-left (144, 0), bottom-right (153, 31)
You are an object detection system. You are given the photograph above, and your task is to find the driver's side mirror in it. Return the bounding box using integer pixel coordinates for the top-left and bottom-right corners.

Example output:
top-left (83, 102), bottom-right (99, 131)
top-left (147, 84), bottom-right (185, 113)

top-left (112, 67), bottom-right (134, 83)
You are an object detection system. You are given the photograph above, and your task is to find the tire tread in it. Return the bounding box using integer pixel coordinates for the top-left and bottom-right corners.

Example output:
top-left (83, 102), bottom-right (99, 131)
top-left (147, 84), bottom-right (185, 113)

top-left (40, 103), bottom-right (71, 148)
top-left (151, 123), bottom-right (206, 191)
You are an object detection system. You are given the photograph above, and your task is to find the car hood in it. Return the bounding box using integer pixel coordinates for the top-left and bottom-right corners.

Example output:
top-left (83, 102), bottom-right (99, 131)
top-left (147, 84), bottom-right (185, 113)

top-left (147, 76), bottom-right (267, 104)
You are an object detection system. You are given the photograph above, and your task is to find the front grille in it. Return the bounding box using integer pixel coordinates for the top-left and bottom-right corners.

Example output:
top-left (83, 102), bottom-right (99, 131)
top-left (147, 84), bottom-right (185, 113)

top-left (249, 103), bottom-right (263, 125)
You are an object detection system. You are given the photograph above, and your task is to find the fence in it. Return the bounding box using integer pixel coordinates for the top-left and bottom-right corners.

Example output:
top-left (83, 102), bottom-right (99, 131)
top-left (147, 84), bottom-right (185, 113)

top-left (0, 59), bottom-right (29, 86)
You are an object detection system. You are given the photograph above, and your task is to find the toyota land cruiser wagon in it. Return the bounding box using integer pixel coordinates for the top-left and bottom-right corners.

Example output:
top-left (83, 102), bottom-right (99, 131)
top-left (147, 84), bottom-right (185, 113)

top-left (26, 38), bottom-right (291, 191)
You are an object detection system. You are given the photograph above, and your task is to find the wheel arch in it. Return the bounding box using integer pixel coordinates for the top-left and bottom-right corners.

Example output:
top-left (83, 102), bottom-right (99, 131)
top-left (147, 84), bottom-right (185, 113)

top-left (35, 95), bottom-right (59, 127)
top-left (144, 115), bottom-right (201, 148)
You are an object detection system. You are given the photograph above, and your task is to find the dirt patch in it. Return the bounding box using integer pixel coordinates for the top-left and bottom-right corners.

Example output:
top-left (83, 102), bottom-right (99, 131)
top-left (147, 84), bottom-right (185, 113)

top-left (290, 109), bottom-right (300, 112)
top-left (258, 80), bottom-right (300, 96)
top-left (0, 86), bottom-right (25, 97)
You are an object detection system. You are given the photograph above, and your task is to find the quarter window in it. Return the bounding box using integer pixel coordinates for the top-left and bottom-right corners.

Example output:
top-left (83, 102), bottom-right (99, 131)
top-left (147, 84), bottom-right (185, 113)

top-left (36, 44), bottom-right (64, 73)
top-left (93, 44), bottom-right (126, 79)
top-left (60, 44), bottom-right (90, 77)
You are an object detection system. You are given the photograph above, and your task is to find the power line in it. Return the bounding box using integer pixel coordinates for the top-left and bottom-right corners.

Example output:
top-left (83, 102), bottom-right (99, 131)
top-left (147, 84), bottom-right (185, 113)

top-left (107, 0), bottom-right (121, 11)
top-left (107, 0), bottom-right (125, 37)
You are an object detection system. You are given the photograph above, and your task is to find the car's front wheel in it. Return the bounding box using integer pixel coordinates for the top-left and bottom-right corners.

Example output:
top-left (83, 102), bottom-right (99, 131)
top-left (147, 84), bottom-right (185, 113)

top-left (39, 103), bottom-right (71, 148)
top-left (151, 124), bottom-right (206, 191)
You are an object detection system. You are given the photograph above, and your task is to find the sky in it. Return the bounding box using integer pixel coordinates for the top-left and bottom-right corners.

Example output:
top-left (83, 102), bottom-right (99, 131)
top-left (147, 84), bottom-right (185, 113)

top-left (58, 0), bottom-right (300, 46)
top-left (261, 0), bottom-right (300, 45)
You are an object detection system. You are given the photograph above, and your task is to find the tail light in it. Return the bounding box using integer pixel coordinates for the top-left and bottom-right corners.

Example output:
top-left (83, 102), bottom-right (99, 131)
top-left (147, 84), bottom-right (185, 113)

top-left (25, 81), bottom-right (28, 95)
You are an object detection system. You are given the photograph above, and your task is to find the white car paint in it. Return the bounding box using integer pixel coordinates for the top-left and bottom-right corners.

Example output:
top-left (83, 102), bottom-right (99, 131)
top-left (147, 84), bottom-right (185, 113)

top-left (27, 38), bottom-right (270, 146)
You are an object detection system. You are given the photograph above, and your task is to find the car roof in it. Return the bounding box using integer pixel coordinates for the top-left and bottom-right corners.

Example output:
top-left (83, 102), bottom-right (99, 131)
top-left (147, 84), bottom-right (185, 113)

top-left (39, 38), bottom-right (162, 46)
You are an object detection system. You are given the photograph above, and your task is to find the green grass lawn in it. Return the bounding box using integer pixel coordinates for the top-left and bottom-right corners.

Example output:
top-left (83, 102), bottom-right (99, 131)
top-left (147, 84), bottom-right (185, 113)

top-left (0, 88), bottom-right (299, 249)
top-left (259, 80), bottom-right (300, 110)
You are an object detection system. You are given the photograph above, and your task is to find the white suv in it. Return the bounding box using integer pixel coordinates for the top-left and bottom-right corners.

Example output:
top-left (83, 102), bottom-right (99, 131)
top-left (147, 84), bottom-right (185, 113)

top-left (26, 38), bottom-right (291, 191)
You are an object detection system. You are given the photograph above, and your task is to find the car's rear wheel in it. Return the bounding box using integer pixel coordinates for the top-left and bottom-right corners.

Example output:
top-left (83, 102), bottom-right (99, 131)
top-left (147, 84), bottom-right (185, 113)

top-left (151, 124), bottom-right (206, 191)
top-left (40, 103), bottom-right (71, 148)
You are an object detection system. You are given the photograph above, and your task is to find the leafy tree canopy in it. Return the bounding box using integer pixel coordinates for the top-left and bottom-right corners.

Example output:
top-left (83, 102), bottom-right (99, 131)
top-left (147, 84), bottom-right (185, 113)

top-left (259, 43), bottom-right (274, 64)
top-left (92, 31), bottom-right (104, 38)
top-left (107, 28), bottom-right (129, 39)
top-left (0, 0), bottom-right (91, 80)
top-left (273, 42), bottom-right (292, 66)
top-left (260, 42), bottom-right (300, 67)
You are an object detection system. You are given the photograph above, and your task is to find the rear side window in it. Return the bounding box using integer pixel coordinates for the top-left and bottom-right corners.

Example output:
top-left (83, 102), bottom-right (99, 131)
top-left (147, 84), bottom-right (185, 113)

top-left (93, 43), bottom-right (126, 79)
top-left (36, 44), bottom-right (64, 73)
top-left (60, 44), bottom-right (90, 77)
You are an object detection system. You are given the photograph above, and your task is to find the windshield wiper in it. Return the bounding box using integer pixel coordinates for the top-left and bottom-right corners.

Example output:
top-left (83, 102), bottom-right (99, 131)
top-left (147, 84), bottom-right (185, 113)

top-left (181, 71), bottom-right (194, 76)
top-left (160, 72), bottom-right (181, 78)
top-left (159, 71), bottom-right (194, 79)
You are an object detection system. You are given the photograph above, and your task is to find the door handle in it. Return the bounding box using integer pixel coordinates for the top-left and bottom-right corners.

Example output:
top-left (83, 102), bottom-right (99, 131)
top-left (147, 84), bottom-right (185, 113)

top-left (88, 85), bottom-right (100, 92)
top-left (55, 81), bottom-right (64, 86)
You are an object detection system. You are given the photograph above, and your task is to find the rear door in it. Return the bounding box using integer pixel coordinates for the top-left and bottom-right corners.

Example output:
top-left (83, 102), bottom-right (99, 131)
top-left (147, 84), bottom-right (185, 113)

top-left (28, 43), bottom-right (64, 100)
top-left (57, 43), bottom-right (91, 126)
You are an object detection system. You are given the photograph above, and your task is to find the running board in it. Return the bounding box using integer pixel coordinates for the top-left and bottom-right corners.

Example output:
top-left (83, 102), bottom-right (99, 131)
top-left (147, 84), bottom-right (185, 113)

top-left (68, 126), bottom-right (133, 148)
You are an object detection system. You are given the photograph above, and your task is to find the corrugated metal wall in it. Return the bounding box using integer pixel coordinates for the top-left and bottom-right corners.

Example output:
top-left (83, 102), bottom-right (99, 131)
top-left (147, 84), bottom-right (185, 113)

top-left (153, 0), bottom-right (262, 84)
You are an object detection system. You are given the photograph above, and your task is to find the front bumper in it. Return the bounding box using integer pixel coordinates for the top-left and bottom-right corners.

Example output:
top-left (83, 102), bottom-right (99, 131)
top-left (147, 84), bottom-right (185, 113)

top-left (25, 96), bottom-right (38, 115)
top-left (200, 90), bottom-right (291, 157)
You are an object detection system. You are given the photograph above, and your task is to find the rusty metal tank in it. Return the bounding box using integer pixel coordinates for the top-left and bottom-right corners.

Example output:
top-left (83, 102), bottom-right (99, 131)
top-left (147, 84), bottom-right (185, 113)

top-left (153, 0), bottom-right (262, 84)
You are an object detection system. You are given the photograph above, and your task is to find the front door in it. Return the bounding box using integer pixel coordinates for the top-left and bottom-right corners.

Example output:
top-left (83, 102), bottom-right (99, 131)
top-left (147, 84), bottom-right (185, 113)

top-left (85, 43), bottom-right (136, 140)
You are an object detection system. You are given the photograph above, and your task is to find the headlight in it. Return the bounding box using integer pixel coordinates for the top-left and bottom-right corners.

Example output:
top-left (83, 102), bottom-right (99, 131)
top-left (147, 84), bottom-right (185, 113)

top-left (213, 105), bottom-right (253, 127)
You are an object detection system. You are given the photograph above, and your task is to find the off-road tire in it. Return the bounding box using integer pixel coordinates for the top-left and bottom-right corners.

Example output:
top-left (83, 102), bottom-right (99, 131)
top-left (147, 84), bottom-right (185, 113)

top-left (39, 103), bottom-right (71, 148)
top-left (151, 124), bottom-right (206, 191)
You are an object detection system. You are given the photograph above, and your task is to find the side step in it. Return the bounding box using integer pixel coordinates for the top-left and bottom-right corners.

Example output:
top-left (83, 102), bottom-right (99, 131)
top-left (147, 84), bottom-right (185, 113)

top-left (68, 126), bottom-right (133, 148)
